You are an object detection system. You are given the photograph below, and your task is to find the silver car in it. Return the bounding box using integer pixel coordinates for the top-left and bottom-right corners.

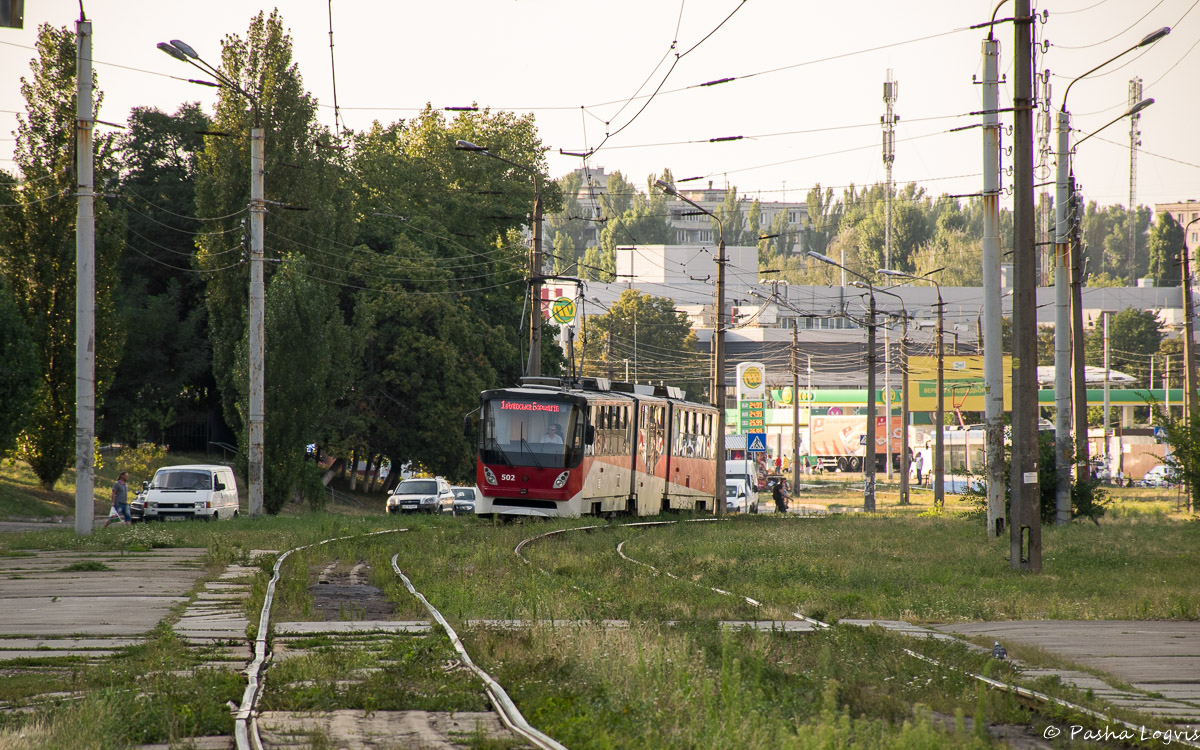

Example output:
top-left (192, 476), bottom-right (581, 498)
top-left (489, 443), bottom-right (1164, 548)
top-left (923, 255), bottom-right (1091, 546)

top-left (450, 486), bottom-right (480, 515)
top-left (386, 477), bottom-right (454, 515)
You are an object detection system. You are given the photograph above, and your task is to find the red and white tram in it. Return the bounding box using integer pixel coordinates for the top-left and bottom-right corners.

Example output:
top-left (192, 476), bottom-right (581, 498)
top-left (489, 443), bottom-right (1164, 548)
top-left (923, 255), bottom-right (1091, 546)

top-left (472, 376), bottom-right (719, 518)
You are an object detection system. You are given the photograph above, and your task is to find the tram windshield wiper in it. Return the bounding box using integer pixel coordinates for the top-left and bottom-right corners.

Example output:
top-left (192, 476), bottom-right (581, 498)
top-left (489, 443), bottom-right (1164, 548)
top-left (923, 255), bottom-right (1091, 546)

top-left (486, 438), bottom-right (513, 466)
top-left (519, 436), bottom-right (542, 469)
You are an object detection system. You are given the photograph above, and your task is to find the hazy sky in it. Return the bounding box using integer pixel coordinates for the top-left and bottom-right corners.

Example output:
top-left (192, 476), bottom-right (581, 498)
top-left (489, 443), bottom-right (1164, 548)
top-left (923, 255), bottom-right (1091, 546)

top-left (2, 0), bottom-right (1196, 211)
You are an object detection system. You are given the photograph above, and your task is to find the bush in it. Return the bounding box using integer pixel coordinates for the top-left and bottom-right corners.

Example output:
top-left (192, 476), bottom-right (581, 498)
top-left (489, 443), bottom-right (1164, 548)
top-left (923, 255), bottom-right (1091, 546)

top-left (116, 443), bottom-right (169, 485)
top-left (964, 432), bottom-right (1108, 524)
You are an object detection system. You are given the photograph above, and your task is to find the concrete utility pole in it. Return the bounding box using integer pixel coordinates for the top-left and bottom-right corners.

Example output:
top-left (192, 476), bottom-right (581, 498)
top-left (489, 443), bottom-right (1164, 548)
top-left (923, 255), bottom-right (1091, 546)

top-left (1011, 0), bottom-right (1042, 571)
top-left (656, 180), bottom-right (725, 515)
top-left (1182, 222), bottom-right (1199, 512)
top-left (1128, 77), bottom-right (1143, 280)
top-left (865, 292), bottom-right (878, 512)
top-left (792, 321), bottom-right (800, 494)
top-left (1103, 312), bottom-right (1111, 473)
top-left (981, 32), bottom-right (1006, 537)
top-left (75, 17), bottom-right (95, 536)
top-left (1069, 177), bottom-right (1090, 488)
top-left (899, 320), bottom-right (910, 505)
top-left (248, 127), bottom-right (265, 517)
top-left (935, 288), bottom-right (945, 510)
top-left (1054, 100), bottom-right (1073, 526)
top-left (530, 176), bottom-right (544, 376)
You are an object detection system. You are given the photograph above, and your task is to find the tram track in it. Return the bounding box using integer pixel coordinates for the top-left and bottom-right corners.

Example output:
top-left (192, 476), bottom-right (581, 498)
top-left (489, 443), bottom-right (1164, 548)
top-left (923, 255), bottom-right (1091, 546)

top-left (241, 527), bottom-right (565, 750)
top-left (516, 517), bottom-right (1200, 750)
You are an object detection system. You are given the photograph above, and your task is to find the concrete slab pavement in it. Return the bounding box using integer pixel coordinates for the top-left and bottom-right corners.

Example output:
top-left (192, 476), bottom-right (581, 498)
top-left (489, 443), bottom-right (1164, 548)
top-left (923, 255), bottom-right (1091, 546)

top-left (0, 549), bottom-right (208, 650)
top-left (934, 621), bottom-right (1200, 730)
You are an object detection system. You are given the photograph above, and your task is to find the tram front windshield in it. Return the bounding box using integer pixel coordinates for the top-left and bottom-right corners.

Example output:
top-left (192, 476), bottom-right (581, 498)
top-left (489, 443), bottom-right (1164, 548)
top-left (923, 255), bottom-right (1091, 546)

top-left (479, 397), bottom-right (584, 469)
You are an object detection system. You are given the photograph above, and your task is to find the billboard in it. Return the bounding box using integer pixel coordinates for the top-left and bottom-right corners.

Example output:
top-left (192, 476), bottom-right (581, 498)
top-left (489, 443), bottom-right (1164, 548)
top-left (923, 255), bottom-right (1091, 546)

top-left (907, 355), bottom-right (1012, 412)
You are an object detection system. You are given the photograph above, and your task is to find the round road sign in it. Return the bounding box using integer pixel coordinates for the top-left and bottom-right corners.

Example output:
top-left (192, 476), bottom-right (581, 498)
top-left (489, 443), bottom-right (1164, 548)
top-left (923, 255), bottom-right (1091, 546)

top-left (551, 297), bottom-right (576, 324)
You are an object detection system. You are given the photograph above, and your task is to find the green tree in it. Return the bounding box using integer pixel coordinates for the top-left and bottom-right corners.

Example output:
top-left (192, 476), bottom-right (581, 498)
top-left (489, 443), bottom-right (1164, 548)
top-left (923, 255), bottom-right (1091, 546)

top-left (804, 184), bottom-right (842, 256)
top-left (236, 263), bottom-right (352, 512)
top-left (712, 187), bottom-right (747, 247)
top-left (1084, 308), bottom-right (1162, 389)
top-left (346, 107), bottom-right (557, 480)
top-left (103, 104), bottom-right (214, 445)
top-left (193, 11), bottom-right (355, 507)
top-left (582, 290), bottom-right (704, 400)
top-left (1147, 212), bottom-right (1185, 287)
top-left (0, 276), bottom-right (38, 455)
top-left (0, 25), bottom-right (124, 488)
top-left (599, 171), bottom-right (673, 254)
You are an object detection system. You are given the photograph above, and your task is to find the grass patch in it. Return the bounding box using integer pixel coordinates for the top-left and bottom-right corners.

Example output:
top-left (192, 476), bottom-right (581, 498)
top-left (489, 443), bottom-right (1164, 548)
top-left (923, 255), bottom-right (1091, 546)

top-left (57, 561), bottom-right (113, 572)
top-left (2, 467), bottom-right (1195, 747)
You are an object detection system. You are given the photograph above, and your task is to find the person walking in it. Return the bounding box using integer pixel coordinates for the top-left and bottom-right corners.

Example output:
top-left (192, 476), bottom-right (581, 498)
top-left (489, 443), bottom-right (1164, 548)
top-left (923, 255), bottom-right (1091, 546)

top-left (771, 480), bottom-right (788, 514)
top-left (104, 471), bottom-right (131, 527)
top-left (914, 451), bottom-right (924, 486)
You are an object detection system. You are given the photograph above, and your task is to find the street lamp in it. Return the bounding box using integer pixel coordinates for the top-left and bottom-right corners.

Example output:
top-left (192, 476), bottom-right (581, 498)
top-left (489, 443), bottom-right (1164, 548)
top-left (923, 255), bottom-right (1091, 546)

top-left (159, 39), bottom-right (266, 518)
top-left (656, 179), bottom-right (726, 516)
top-left (809, 251), bottom-right (878, 512)
top-left (1055, 25), bottom-right (1168, 523)
top-left (456, 140), bottom-right (545, 376)
top-left (879, 268), bottom-right (945, 510)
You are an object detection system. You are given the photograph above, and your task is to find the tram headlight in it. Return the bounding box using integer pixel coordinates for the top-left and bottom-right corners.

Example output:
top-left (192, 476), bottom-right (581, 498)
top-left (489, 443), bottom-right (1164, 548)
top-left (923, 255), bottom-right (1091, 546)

top-left (483, 467), bottom-right (497, 485)
top-left (553, 471), bottom-right (570, 489)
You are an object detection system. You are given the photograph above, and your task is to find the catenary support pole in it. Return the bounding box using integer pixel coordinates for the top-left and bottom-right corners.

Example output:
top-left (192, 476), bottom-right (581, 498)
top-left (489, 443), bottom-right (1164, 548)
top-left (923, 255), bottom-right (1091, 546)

top-left (248, 127), bottom-right (265, 517)
top-left (1103, 312), bottom-right (1111, 479)
top-left (899, 319), bottom-right (911, 505)
top-left (1181, 236), bottom-right (1198, 512)
top-left (75, 18), bottom-right (95, 535)
top-left (1011, 0), bottom-right (1042, 571)
top-left (528, 176), bottom-right (543, 376)
top-left (1069, 176), bottom-right (1090, 489)
top-left (715, 231), bottom-right (726, 516)
top-left (935, 289), bottom-right (945, 510)
top-left (1054, 108), bottom-right (1073, 524)
top-left (865, 294), bottom-right (877, 512)
top-left (981, 34), bottom-right (1005, 537)
top-left (792, 321), bottom-right (800, 494)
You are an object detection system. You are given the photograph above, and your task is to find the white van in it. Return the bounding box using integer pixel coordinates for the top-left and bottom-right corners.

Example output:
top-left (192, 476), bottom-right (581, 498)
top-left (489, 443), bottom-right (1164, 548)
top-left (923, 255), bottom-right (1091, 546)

top-left (142, 465), bottom-right (240, 521)
top-left (725, 459), bottom-right (759, 493)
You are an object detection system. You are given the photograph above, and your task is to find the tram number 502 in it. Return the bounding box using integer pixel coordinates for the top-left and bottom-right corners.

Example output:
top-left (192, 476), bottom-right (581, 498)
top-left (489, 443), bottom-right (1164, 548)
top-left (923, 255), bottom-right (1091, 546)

top-left (501, 473), bottom-right (516, 482)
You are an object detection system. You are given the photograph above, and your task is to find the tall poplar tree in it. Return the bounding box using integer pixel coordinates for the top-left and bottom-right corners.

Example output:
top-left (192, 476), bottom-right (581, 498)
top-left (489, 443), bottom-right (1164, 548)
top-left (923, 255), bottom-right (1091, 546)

top-left (193, 11), bottom-right (354, 509)
top-left (0, 24), bottom-right (123, 488)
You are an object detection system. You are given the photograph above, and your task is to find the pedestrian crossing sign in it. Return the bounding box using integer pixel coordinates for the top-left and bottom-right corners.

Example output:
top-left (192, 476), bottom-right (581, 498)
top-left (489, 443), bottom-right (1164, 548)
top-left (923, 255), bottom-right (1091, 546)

top-left (746, 432), bottom-right (766, 452)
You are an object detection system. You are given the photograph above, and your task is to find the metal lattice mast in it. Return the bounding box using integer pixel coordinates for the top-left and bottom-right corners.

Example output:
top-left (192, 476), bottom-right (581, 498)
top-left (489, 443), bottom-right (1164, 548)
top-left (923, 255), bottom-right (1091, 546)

top-left (882, 70), bottom-right (898, 270)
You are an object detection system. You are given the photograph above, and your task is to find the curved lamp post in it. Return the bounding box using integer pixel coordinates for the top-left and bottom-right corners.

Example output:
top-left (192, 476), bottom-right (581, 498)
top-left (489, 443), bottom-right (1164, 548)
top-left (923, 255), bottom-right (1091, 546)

top-left (655, 180), bottom-right (726, 516)
top-left (159, 39), bottom-right (265, 518)
top-left (1054, 25), bottom-right (1169, 523)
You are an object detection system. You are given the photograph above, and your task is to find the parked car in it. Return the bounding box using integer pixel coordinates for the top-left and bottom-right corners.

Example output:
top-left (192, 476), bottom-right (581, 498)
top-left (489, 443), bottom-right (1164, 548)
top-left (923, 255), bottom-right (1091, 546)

top-left (450, 486), bottom-right (480, 515)
top-left (725, 479), bottom-right (758, 514)
top-left (1139, 464), bottom-right (1179, 488)
top-left (142, 465), bottom-right (240, 521)
top-left (130, 489), bottom-right (146, 523)
top-left (387, 477), bottom-right (454, 515)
